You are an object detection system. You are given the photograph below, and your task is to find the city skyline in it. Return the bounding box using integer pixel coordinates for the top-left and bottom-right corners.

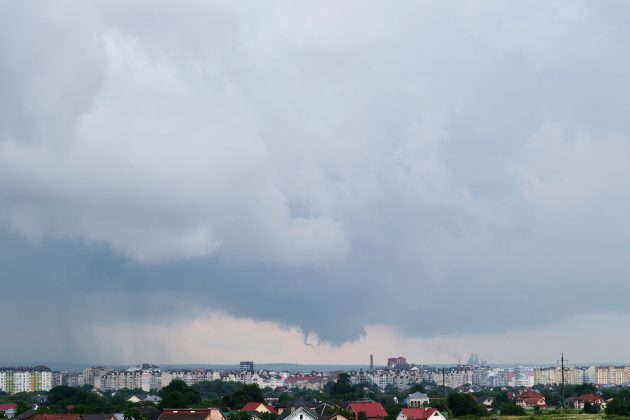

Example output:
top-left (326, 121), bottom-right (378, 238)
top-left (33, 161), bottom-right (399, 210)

top-left (4, 360), bottom-right (630, 394)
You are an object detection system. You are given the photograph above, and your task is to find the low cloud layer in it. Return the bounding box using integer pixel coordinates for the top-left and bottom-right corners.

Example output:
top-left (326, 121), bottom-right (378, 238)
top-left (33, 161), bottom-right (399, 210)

top-left (2, 1), bottom-right (630, 363)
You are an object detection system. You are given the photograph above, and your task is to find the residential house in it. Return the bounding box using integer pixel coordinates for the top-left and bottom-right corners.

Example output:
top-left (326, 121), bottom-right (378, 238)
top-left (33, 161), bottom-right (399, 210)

top-left (138, 406), bottom-right (162, 420)
top-left (515, 390), bottom-right (546, 408)
top-left (157, 409), bottom-right (225, 420)
top-left (240, 403), bottom-right (277, 414)
top-left (477, 397), bottom-right (494, 409)
top-left (277, 399), bottom-right (318, 415)
top-left (32, 415), bottom-right (82, 420)
top-left (396, 408), bottom-right (447, 420)
top-left (0, 404), bottom-right (18, 419)
top-left (3, 408), bottom-right (17, 419)
top-left (17, 409), bottom-right (37, 420)
top-left (144, 396), bottom-right (162, 404)
top-left (348, 402), bottom-right (388, 420)
top-left (277, 406), bottom-right (319, 420)
top-left (405, 393), bottom-right (430, 408)
top-left (311, 403), bottom-right (334, 417)
top-left (81, 414), bottom-right (117, 420)
top-left (572, 394), bottom-right (607, 410)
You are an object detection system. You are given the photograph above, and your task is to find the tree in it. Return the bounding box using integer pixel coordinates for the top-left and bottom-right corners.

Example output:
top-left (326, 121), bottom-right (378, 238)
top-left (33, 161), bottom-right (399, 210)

top-left (575, 383), bottom-right (597, 396)
top-left (605, 398), bottom-right (630, 417)
top-left (447, 393), bottom-right (487, 417)
top-left (492, 392), bottom-right (509, 410)
top-left (430, 399), bottom-right (447, 412)
top-left (358, 412), bottom-right (368, 420)
top-left (325, 405), bottom-right (352, 419)
top-left (48, 386), bottom-right (80, 405)
top-left (582, 402), bottom-right (600, 414)
top-left (191, 380), bottom-right (242, 401)
top-left (124, 407), bottom-right (148, 420)
top-left (16, 401), bottom-right (31, 415)
top-left (497, 403), bottom-right (525, 416)
top-left (159, 380), bottom-right (201, 409)
top-left (407, 385), bottom-right (426, 394)
top-left (233, 413), bottom-right (251, 420)
top-left (222, 384), bottom-right (265, 409)
top-left (330, 373), bottom-right (354, 396)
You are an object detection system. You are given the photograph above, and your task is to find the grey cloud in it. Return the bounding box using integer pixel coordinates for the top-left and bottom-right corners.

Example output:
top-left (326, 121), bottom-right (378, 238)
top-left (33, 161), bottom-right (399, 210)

top-left (2, 0), bottom-right (630, 362)
top-left (0, 2), bottom-right (105, 144)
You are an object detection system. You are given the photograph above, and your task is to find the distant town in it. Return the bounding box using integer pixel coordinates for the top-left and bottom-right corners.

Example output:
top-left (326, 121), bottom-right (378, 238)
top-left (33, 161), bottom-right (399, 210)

top-left (3, 355), bottom-right (630, 394)
top-left (2, 354), bottom-right (630, 420)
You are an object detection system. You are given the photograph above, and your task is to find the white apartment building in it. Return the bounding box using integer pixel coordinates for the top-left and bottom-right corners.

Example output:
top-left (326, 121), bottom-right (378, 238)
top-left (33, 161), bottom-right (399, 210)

top-left (596, 366), bottom-right (624, 386)
top-left (0, 367), bottom-right (53, 393)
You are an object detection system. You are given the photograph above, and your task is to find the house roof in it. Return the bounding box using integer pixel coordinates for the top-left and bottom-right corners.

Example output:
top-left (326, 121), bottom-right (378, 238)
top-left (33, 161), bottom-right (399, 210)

top-left (321, 415), bottom-right (349, 420)
top-left (399, 408), bottom-right (439, 420)
top-left (407, 393), bottom-right (428, 399)
top-left (236, 412), bottom-right (262, 420)
top-left (348, 402), bottom-right (388, 418)
top-left (32, 415), bottom-right (82, 420)
top-left (18, 409), bottom-right (37, 420)
top-left (312, 403), bottom-right (335, 417)
top-left (517, 391), bottom-right (544, 400)
top-left (520, 398), bottom-right (545, 404)
top-left (82, 414), bottom-right (114, 420)
top-left (277, 406), bottom-right (319, 420)
top-left (138, 406), bottom-right (162, 420)
top-left (576, 394), bottom-right (604, 403)
top-left (158, 409), bottom-right (213, 420)
top-left (290, 399), bottom-right (318, 409)
top-left (0, 404), bottom-right (17, 412)
top-left (240, 403), bottom-right (277, 414)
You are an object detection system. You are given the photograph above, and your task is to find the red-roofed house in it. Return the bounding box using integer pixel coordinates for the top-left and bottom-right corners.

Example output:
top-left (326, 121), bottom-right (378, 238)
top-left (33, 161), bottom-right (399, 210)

top-left (32, 415), bottom-right (82, 420)
top-left (396, 408), bottom-right (446, 420)
top-left (241, 403), bottom-right (277, 414)
top-left (158, 408), bottom-right (225, 420)
top-left (573, 394), bottom-right (607, 410)
top-left (516, 390), bottom-right (546, 408)
top-left (0, 404), bottom-right (17, 419)
top-left (348, 402), bottom-right (388, 420)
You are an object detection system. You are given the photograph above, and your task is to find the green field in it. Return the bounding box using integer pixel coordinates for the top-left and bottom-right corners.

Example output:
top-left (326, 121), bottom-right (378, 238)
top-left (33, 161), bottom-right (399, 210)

top-left (486, 415), bottom-right (616, 420)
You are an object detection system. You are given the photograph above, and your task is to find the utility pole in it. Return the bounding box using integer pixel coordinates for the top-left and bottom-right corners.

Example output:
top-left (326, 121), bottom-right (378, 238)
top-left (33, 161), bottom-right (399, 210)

top-left (442, 368), bottom-right (446, 402)
top-left (560, 353), bottom-right (567, 415)
top-left (558, 353), bottom-right (567, 415)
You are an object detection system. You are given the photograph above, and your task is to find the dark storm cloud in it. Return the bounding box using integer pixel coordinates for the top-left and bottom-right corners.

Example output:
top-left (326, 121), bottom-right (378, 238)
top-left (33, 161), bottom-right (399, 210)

top-left (2, 0), bottom-right (630, 361)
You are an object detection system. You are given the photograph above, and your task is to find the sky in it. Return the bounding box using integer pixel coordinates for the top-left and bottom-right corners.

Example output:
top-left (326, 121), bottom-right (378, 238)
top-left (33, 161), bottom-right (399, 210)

top-left (1, 0), bottom-right (630, 366)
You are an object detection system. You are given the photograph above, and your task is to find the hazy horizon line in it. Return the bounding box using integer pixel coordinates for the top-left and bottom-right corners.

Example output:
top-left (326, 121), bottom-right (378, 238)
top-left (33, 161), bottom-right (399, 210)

top-left (4, 360), bottom-right (630, 372)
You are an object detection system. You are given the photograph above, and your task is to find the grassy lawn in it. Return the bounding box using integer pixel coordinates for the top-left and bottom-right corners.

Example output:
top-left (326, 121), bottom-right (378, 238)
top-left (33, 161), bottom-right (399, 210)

top-left (488, 415), bottom-right (608, 420)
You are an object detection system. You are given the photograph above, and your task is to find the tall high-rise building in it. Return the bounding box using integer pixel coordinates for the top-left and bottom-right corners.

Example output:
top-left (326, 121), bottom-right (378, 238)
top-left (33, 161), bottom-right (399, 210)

top-left (387, 357), bottom-right (407, 370)
top-left (240, 361), bottom-right (254, 373)
top-left (370, 354), bottom-right (374, 370)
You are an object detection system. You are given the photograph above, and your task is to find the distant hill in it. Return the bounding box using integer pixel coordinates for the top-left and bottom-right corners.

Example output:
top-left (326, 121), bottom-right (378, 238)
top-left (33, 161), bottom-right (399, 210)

top-left (0, 361), bottom-right (369, 373)
top-left (4, 361), bottom-right (630, 373)
top-left (160, 363), bottom-right (370, 373)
